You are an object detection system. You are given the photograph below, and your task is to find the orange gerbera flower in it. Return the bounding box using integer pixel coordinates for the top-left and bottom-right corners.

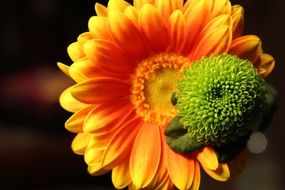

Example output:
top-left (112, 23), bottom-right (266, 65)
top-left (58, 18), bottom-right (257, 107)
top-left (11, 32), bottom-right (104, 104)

top-left (58, 0), bottom-right (275, 189)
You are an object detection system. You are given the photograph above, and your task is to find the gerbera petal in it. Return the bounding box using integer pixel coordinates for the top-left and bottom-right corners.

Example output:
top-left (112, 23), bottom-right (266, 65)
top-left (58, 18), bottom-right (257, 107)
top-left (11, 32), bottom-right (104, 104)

top-left (68, 58), bottom-right (97, 82)
top-left (71, 133), bottom-right (89, 155)
top-left (57, 62), bottom-right (69, 76)
top-left (102, 117), bottom-right (142, 169)
top-left (112, 157), bottom-right (132, 189)
top-left (88, 16), bottom-right (112, 40)
top-left (202, 163), bottom-right (230, 181)
top-left (70, 77), bottom-right (130, 104)
top-left (182, 0), bottom-right (211, 55)
top-left (134, 0), bottom-right (155, 9)
top-left (59, 86), bottom-right (88, 112)
top-left (77, 32), bottom-right (94, 47)
top-left (83, 101), bottom-right (134, 133)
top-left (211, 0), bottom-right (231, 18)
top-left (65, 106), bottom-right (93, 133)
top-left (232, 5), bottom-right (244, 39)
top-left (169, 10), bottom-right (186, 53)
top-left (258, 53), bottom-right (275, 77)
top-left (189, 161), bottom-right (201, 190)
top-left (67, 42), bottom-right (85, 62)
top-left (95, 3), bottom-right (108, 17)
top-left (197, 146), bottom-right (219, 170)
top-left (190, 25), bottom-right (232, 60)
top-left (130, 123), bottom-right (161, 188)
top-left (88, 164), bottom-right (109, 176)
top-left (124, 6), bottom-right (139, 26)
top-left (139, 3), bottom-right (169, 53)
top-left (108, 9), bottom-right (148, 61)
top-left (84, 39), bottom-right (135, 73)
top-left (108, 0), bottom-right (130, 12)
top-left (165, 143), bottom-right (194, 189)
top-left (229, 35), bottom-right (262, 63)
top-left (155, 0), bottom-right (183, 19)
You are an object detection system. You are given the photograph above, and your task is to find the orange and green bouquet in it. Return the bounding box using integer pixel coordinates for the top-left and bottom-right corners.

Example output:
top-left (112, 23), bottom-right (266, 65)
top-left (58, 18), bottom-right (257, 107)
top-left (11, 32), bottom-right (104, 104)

top-left (58, 0), bottom-right (277, 189)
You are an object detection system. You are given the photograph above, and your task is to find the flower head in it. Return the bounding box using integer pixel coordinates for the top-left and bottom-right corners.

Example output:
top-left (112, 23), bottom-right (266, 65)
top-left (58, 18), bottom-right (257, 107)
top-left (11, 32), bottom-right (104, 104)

top-left (58, 0), bottom-right (275, 189)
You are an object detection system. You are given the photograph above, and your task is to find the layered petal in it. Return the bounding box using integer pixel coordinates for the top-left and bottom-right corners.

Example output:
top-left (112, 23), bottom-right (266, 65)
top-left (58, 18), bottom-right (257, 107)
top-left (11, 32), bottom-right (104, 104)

top-left (202, 163), bottom-right (230, 181)
top-left (108, 9), bottom-right (148, 61)
top-left (67, 42), bottom-right (85, 62)
top-left (169, 10), bottom-right (186, 53)
top-left (130, 123), bottom-right (161, 188)
top-left (210, 0), bottom-right (231, 18)
top-left (83, 101), bottom-right (134, 133)
top-left (102, 117), bottom-right (142, 169)
top-left (229, 35), bottom-right (262, 63)
top-left (112, 157), bottom-right (132, 189)
top-left (197, 146), bottom-right (219, 170)
top-left (258, 53), bottom-right (275, 77)
top-left (88, 16), bottom-right (112, 40)
top-left (165, 143), bottom-right (195, 189)
top-left (108, 0), bottom-right (130, 12)
top-left (189, 24), bottom-right (232, 60)
top-left (71, 133), bottom-right (89, 155)
top-left (134, 0), bottom-right (155, 9)
top-left (95, 3), bottom-right (108, 17)
top-left (59, 86), bottom-right (88, 112)
top-left (189, 161), bottom-right (201, 190)
top-left (70, 77), bottom-right (130, 104)
top-left (155, 0), bottom-right (183, 19)
top-left (231, 5), bottom-right (244, 39)
top-left (65, 106), bottom-right (93, 133)
top-left (139, 3), bottom-right (169, 53)
top-left (182, 0), bottom-right (211, 55)
top-left (84, 39), bottom-right (135, 74)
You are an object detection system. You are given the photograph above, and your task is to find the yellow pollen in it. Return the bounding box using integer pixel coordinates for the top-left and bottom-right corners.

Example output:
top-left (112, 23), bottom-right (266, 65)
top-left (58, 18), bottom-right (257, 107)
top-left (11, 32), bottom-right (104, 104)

top-left (131, 53), bottom-right (190, 125)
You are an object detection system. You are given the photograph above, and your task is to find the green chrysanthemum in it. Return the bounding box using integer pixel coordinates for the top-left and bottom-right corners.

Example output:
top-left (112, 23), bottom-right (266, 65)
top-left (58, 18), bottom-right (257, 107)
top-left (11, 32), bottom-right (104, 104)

top-left (176, 54), bottom-right (267, 146)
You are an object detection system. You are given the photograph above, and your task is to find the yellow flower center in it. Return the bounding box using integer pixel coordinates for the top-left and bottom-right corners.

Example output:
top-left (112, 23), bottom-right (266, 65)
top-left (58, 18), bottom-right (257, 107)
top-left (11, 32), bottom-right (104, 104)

top-left (131, 53), bottom-right (190, 125)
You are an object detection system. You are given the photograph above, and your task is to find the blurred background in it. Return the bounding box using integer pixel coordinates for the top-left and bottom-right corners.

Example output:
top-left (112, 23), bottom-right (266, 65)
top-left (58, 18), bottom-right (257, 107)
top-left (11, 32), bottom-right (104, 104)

top-left (0, 0), bottom-right (284, 189)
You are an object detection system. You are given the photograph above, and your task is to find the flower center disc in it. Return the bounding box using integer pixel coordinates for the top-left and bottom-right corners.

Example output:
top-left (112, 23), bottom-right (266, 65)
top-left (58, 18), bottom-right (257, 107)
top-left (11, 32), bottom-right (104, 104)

top-left (131, 53), bottom-right (190, 125)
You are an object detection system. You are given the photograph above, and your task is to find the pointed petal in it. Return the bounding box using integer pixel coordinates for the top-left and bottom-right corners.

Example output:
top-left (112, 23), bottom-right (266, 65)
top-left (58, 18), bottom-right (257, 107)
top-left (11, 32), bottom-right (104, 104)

top-left (189, 161), bottom-right (201, 190)
top-left (165, 141), bottom-right (194, 189)
top-left (139, 4), bottom-right (169, 53)
top-left (232, 5), bottom-right (244, 39)
top-left (202, 163), bottom-right (230, 181)
top-left (71, 133), bottom-right (89, 155)
top-left (197, 146), bottom-right (219, 170)
top-left (134, 0), bottom-right (155, 9)
top-left (84, 39), bottom-right (135, 74)
top-left (211, 0), bottom-right (231, 18)
top-left (77, 32), bottom-right (94, 47)
top-left (182, 0), bottom-right (211, 55)
top-left (65, 106), bottom-right (93, 133)
top-left (57, 62), bottom-right (69, 76)
top-left (169, 10), bottom-right (186, 53)
top-left (88, 16), bottom-right (112, 40)
top-left (70, 77), bottom-right (130, 104)
top-left (95, 3), bottom-right (108, 17)
top-left (88, 164), bottom-right (109, 176)
top-left (229, 35), bottom-right (262, 63)
top-left (258, 53), bottom-right (275, 77)
top-left (108, 0), bottom-right (130, 12)
top-left (67, 42), bottom-right (85, 62)
top-left (130, 123), bottom-right (161, 188)
top-left (102, 117), bottom-right (142, 169)
top-left (108, 9), bottom-right (148, 61)
top-left (83, 101), bottom-right (134, 133)
top-left (190, 25), bottom-right (232, 60)
top-left (155, 0), bottom-right (183, 19)
top-left (112, 157), bottom-right (132, 189)
top-left (124, 6), bottom-right (139, 26)
top-left (59, 86), bottom-right (88, 113)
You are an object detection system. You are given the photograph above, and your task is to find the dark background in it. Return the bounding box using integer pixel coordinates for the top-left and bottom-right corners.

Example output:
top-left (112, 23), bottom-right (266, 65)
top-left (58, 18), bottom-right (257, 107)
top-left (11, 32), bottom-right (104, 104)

top-left (0, 0), bottom-right (284, 189)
